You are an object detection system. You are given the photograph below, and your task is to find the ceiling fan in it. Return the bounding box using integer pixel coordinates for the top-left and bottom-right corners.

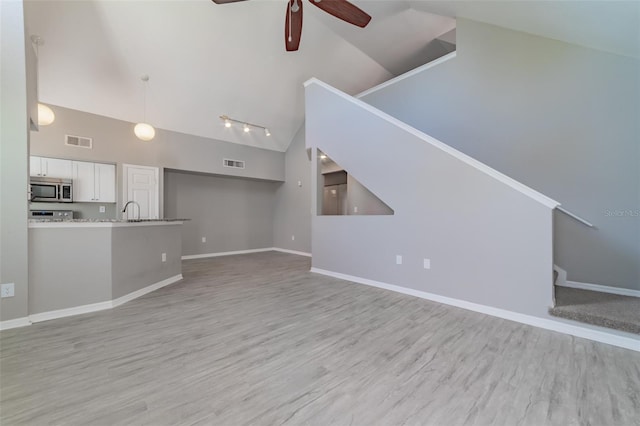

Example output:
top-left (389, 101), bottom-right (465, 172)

top-left (212, 0), bottom-right (371, 51)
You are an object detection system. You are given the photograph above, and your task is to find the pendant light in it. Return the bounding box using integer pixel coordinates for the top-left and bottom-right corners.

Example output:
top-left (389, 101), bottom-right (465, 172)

top-left (31, 35), bottom-right (55, 126)
top-left (134, 75), bottom-right (155, 141)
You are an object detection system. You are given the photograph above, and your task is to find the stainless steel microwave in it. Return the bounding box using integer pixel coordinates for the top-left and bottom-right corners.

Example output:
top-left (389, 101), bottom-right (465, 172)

top-left (30, 177), bottom-right (73, 203)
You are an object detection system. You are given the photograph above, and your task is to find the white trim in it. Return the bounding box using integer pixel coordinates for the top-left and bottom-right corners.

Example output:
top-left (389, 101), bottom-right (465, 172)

top-left (303, 78), bottom-right (559, 210)
top-left (0, 317), bottom-right (32, 331)
top-left (29, 301), bottom-right (112, 323)
top-left (553, 265), bottom-right (567, 287)
top-left (356, 52), bottom-right (457, 99)
top-left (182, 248), bottom-right (274, 260)
top-left (310, 267), bottom-right (640, 352)
top-left (271, 247), bottom-right (312, 257)
top-left (28, 274), bottom-right (183, 324)
top-left (559, 280), bottom-right (640, 298)
top-left (112, 274), bottom-right (183, 308)
top-left (556, 206), bottom-right (595, 228)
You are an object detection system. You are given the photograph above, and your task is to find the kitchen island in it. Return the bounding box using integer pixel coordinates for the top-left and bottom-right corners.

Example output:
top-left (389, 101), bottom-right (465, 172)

top-left (28, 219), bottom-right (187, 322)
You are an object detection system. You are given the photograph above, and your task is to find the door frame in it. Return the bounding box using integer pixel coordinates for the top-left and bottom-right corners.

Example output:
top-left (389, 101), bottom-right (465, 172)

top-left (122, 164), bottom-right (160, 219)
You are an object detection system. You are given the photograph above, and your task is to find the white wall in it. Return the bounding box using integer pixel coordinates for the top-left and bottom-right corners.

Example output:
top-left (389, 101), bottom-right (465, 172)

top-left (362, 19), bottom-right (640, 291)
top-left (306, 79), bottom-right (556, 318)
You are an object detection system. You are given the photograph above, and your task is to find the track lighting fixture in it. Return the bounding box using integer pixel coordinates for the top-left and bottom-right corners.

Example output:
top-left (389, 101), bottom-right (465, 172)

top-left (220, 115), bottom-right (271, 137)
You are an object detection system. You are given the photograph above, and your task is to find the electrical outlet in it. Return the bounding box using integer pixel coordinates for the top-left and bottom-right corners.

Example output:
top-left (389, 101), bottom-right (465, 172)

top-left (354, 206), bottom-right (358, 213)
top-left (99, 205), bottom-right (106, 213)
top-left (291, 235), bottom-right (295, 241)
top-left (1, 283), bottom-right (15, 298)
top-left (424, 258), bottom-right (431, 269)
top-left (162, 253), bottom-right (167, 262)
top-left (396, 255), bottom-right (402, 265)
top-left (297, 180), bottom-right (302, 187)
top-left (201, 237), bottom-right (206, 243)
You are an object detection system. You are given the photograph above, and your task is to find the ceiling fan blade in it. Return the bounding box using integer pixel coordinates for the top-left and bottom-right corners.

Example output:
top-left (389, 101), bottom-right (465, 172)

top-left (285, 0), bottom-right (303, 52)
top-left (211, 0), bottom-right (248, 4)
top-left (308, 0), bottom-right (371, 28)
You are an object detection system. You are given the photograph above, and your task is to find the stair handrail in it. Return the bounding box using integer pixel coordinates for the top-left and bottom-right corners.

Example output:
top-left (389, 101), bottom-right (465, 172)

top-left (556, 206), bottom-right (594, 228)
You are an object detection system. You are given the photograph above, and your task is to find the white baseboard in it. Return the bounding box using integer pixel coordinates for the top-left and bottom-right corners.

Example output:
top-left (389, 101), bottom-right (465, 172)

top-left (182, 248), bottom-right (273, 260)
top-left (310, 267), bottom-right (640, 352)
top-left (271, 247), bottom-right (312, 257)
top-left (559, 280), bottom-right (640, 298)
top-left (0, 316), bottom-right (32, 331)
top-left (29, 301), bottom-right (113, 323)
top-left (112, 274), bottom-right (183, 308)
top-left (29, 274), bottom-right (184, 324)
top-left (182, 248), bottom-right (312, 260)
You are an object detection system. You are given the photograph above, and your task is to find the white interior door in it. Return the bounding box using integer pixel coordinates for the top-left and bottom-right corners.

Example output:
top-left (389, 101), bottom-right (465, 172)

top-left (123, 164), bottom-right (159, 219)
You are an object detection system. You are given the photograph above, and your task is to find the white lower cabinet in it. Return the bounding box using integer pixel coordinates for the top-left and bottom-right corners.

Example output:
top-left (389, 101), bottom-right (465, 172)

top-left (72, 161), bottom-right (116, 202)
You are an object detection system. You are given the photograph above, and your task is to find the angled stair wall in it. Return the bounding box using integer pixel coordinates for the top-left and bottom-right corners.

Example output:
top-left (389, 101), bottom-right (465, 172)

top-left (305, 79), bottom-right (559, 318)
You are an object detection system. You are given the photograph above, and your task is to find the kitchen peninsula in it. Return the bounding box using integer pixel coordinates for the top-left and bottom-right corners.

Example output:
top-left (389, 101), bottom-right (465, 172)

top-left (28, 219), bottom-right (186, 322)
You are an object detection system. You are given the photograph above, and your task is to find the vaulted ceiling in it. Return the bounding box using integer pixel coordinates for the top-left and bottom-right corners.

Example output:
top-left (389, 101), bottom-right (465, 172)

top-left (24, 1), bottom-right (639, 152)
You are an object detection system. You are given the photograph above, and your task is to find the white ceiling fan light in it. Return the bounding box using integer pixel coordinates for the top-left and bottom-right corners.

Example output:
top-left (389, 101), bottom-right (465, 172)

top-left (31, 35), bottom-right (55, 126)
top-left (134, 75), bottom-right (155, 142)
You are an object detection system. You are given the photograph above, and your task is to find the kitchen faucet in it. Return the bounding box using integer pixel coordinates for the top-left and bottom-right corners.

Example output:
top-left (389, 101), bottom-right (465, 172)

top-left (122, 200), bottom-right (141, 220)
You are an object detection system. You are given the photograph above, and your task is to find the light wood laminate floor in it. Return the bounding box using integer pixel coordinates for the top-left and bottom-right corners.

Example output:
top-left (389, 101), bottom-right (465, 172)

top-left (1, 252), bottom-right (639, 425)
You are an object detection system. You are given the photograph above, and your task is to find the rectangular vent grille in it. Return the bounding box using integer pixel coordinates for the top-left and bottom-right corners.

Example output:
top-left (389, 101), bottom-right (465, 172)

top-left (223, 158), bottom-right (245, 169)
top-left (65, 134), bottom-right (93, 149)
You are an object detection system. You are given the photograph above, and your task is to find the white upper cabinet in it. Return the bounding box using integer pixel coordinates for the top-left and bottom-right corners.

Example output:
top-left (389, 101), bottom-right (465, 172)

top-left (94, 163), bottom-right (116, 203)
top-left (72, 161), bottom-right (116, 203)
top-left (30, 156), bottom-right (72, 179)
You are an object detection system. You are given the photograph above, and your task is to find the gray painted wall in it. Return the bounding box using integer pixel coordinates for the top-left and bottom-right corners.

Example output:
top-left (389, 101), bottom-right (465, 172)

top-left (0, 1), bottom-right (30, 322)
top-left (30, 105), bottom-right (284, 182)
top-left (28, 224), bottom-right (182, 314)
top-left (346, 174), bottom-right (394, 216)
top-left (362, 19), bottom-right (640, 291)
top-left (111, 224), bottom-right (182, 299)
top-left (29, 227), bottom-right (112, 314)
top-left (273, 126), bottom-right (312, 253)
top-left (164, 170), bottom-right (278, 256)
top-left (306, 80), bottom-right (555, 318)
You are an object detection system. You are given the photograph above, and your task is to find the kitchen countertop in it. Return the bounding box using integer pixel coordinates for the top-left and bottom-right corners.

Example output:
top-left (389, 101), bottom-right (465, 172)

top-left (29, 218), bottom-right (189, 228)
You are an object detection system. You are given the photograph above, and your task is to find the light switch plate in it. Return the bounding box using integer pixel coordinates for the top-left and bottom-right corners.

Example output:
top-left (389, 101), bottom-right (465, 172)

top-left (396, 255), bottom-right (402, 265)
top-left (424, 258), bottom-right (431, 269)
top-left (162, 253), bottom-right (167, 262)
top-left (1, 283), bottom-right (15, 298)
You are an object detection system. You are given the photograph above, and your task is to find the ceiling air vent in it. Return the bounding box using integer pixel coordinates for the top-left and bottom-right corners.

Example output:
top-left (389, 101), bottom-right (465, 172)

top-left (65, 134), bottom-right (93, 149)
top-left (223, 158), bottom-right (245, 169)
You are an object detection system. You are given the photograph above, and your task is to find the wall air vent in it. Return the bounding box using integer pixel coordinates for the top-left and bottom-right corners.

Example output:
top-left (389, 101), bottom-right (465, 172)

top-left (223, 158), bottom-right (245, 169)
top-left (65, 134), bottom-right (93, 149)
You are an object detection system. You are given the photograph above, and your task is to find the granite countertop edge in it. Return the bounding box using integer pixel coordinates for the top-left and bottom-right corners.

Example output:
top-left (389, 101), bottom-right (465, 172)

top-left (28, 218), bottom-right (191, 228)
top-left (29, 218), bottom-right (190, 224)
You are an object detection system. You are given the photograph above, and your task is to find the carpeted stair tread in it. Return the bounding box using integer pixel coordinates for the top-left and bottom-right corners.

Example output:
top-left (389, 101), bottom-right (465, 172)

top-left (549, 286), bottom-right (640, 335)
